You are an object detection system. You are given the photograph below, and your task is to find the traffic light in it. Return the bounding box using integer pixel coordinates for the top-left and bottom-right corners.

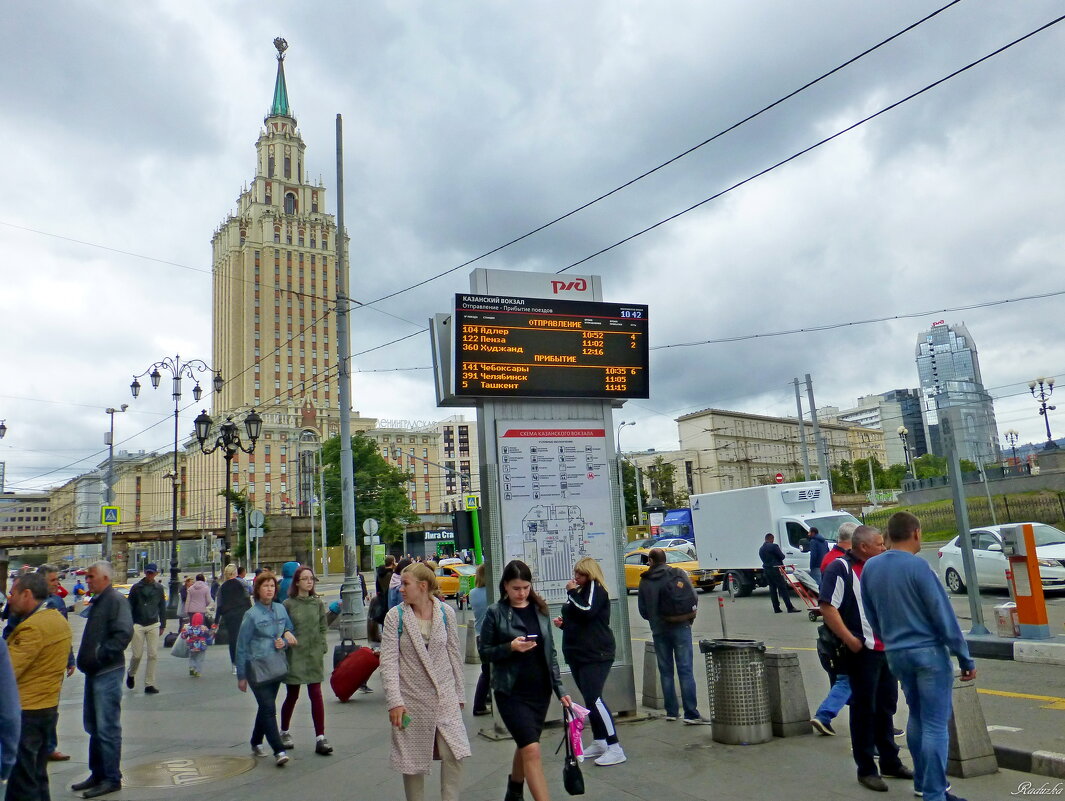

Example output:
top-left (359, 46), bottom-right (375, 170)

top-left (452, 510), bottom-right (473, 550)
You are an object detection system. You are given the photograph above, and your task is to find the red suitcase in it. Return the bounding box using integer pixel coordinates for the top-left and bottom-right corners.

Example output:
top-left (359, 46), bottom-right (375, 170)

top-left (330, 646), bottom-right (380, 702)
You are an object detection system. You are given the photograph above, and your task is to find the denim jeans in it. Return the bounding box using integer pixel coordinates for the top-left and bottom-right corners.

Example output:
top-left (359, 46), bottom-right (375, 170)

top-left (250, 679), bottom-right (285, 754)
top-left (7, 706), bottom-right (57, 801)
top-left (886, 646), bottom-right (954, 801)
top-left (84, 667), bottom-right (123, 785)
top-left (652, 624), bottom-right (701, 720)
top-left (814, 673), bottom-right (851, 722)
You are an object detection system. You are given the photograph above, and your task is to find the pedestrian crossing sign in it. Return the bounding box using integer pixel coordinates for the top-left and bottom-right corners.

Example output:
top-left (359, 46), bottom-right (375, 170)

top-left (101, 506), bottom-right (121, 525)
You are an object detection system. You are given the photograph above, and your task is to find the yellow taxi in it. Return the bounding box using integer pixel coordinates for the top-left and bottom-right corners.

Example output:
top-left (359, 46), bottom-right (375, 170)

top-left (623, 548), bottom-right (718, 593)
top-left (435, 563), bottom-right (478, 598)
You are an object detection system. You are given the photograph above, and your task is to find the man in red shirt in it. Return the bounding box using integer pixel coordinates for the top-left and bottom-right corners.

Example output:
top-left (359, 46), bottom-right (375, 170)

top-left (820, 523), bottom-right (855, 573)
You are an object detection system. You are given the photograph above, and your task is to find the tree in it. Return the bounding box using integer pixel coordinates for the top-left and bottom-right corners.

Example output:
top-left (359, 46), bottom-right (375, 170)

top-left (320, 434), bottom-right (419, 556)
top-left (621, 461), bottom-right (639, 525)
top-left (219, 486), bottom-right (250, 564)
top-left (645, 457), bottom-right (682, 508)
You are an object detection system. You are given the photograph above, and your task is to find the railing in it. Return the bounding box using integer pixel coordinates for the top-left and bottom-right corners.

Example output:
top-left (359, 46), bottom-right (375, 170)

top-left (864, 493), bottom-right (1065, 535)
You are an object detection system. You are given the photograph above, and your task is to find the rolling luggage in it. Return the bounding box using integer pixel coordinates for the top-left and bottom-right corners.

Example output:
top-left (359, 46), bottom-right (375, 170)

top-left (333, 637), bottom-right (359, 669)
top-left (330, 646), bottom-right (379, 702)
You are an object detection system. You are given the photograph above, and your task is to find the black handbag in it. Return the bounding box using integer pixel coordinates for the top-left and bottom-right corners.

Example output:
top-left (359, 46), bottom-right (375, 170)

top-left (560, 706), bottom-right (585, 796)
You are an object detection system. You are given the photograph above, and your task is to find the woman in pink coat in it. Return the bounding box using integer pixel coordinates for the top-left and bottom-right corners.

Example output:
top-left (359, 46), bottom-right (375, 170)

top-left (382, 562), bottom-right (471, 801)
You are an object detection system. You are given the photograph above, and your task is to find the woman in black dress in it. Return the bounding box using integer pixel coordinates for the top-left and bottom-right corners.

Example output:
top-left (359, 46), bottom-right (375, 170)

top-left (479, 560), bottom-right (570, 801)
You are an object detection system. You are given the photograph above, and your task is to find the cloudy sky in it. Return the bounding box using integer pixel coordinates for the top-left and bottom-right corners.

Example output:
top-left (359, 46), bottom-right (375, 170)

top-left (3, 1), bottom-right (1064, 492)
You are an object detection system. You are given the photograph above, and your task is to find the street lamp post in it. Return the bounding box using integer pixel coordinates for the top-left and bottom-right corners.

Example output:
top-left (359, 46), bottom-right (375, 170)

top-left (1029, 377), bottom-right (1058, 450)
top-left (130, 355), bottom-right (223, 616)
top-left (194, 409), bottom-right (262, 576)
top-left (616, 421), bottom-right (635, 527)
top-left (1004, 429), bottom-right (1020, 468)
top-left (103, 404), bottom-right (129, 562)
top-left (0, 420), bottom-right (6, 439)
top-left (897, 426), bottom-right (912, 477)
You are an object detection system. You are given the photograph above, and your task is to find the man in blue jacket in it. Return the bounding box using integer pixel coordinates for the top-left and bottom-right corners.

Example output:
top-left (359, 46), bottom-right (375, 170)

top-left (861, 512), bottom-right (975, 801)
top-left (805, 527), bottom-right (829, 585)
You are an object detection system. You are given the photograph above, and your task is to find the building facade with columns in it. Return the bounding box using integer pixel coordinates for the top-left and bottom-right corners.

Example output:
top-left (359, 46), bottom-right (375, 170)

top-left (626, 408), bottom-right (885, 502)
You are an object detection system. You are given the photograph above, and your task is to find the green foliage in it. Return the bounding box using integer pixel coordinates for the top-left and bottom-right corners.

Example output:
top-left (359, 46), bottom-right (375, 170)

top-left (621, 461), bottom-right (639, 525)
top-left (218, 486), bottom-right (249, 564)
top-left (645, 456), bottom-right (683, 508)
top-left (320, 434), bottom-right (419, 551)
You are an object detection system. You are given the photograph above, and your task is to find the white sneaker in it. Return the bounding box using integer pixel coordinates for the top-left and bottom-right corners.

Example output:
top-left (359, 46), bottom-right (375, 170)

top-left (251, 745), bottom-right (266, 757)
top-left (275, 751), bottom-right (289, 767)
top-left (683, 716), bottom-right (712, 725)
top-left (582, 739), bottom-right (608, 759)
top-left (594, 743), bottom-right (627, 766)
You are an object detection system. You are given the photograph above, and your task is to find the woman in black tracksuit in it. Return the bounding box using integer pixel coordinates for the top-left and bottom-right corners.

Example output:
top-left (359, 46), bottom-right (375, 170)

top-left (553, 556), bottom-right (626, 767)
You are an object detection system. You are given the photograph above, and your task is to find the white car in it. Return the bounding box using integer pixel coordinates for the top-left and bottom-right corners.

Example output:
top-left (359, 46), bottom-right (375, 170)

top-left (938, 523), bottom-right (1065, 594)
top-left (652, 538), bottom-right (697, 559)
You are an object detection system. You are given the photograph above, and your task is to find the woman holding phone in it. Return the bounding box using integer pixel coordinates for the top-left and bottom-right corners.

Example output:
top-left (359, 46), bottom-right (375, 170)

top-left (480, 560), bottom-right (571, 801)
top-left (381, 562), bottom-right (470, 801)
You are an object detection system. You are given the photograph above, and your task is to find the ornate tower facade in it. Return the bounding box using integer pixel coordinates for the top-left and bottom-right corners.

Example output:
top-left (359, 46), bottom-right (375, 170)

top-left (211, 38), bottom-right (342, 435)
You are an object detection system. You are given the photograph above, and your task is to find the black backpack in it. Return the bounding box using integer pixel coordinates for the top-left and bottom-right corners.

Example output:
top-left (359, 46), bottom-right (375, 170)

top-left (658, 567), bottom-right (698, 623)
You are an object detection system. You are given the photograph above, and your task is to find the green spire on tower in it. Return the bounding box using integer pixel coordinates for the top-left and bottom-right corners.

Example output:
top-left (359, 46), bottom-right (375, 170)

top-left (270, 37), bottom-right (291, 117)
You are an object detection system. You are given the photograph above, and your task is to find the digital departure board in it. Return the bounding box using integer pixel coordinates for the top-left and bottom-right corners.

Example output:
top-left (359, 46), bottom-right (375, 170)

top-left (453, 294), bottom-right (649, 399)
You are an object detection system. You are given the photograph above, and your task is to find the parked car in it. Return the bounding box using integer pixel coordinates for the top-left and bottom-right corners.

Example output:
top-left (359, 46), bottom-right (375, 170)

top-left (623, 547), bottom-right (717, 593)
top-left (653, 537), bottom-right (697, 558)
top-left (938, 523), bottom-right (1065, 593)
top-left (626, 536), bottom-right (659, 551)
top-left (435, 563), bottom-right (477, 598)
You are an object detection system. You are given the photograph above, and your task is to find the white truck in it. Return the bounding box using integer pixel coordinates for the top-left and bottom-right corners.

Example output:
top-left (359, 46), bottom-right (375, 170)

top-left (690, 481), bottom-right (860, 598)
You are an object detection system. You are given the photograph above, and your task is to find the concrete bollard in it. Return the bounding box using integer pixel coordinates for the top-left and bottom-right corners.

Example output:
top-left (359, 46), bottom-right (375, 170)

top-left (464, 623), bottom-right (480, 665)
top-left (947, 675), bottom-right (998, 777)
top-left (642, 640), bottom-right (665, 710)
top-left (765, 651), bottom-right (812, 737)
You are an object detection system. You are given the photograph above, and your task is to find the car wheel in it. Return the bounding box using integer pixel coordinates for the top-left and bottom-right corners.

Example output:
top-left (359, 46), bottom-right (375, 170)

top-left (944, 567), bottom-right (965, 594)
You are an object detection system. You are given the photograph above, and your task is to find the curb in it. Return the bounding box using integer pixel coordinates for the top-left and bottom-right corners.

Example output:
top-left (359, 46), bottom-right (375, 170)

top-left (995, 745), bottom-right (1065, 780)
top-left (964, 634), bottom-right (1065, 666)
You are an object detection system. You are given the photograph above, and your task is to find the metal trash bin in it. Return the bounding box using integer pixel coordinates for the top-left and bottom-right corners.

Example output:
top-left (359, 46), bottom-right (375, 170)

top-left (699, 639), bottom-right (772, 745)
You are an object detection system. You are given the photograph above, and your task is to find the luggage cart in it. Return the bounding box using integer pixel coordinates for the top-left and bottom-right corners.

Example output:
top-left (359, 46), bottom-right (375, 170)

top-left (779, 566), bottom-right (821, 621)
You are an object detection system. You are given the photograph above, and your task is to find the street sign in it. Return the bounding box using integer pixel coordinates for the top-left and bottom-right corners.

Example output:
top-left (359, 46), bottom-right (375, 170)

top-left (464, 494), bottom-right (478, 510)
top-left (775, 473), bottom-right (785, 484)
top-left (362, 518), bottom-right (380, 536)
top-left (249, 509), bottom-right (265, 527)
top-left (249, 527), bottom-right (264, 540)
top-left (101, 506), bottom-right (121, 525)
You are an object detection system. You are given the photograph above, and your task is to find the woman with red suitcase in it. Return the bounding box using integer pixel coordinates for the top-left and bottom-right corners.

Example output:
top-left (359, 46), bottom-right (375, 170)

top-left (381, 562), bottom-right (470, 801)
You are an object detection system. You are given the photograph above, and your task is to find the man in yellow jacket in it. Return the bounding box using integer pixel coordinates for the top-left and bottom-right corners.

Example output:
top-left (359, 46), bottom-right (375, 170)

top-left (5, 571), bottom-right (72, 801)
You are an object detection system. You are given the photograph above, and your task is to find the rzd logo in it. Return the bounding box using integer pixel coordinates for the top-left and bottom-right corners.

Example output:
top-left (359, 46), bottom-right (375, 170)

top-left (550, 278), bottom-right (588, 294)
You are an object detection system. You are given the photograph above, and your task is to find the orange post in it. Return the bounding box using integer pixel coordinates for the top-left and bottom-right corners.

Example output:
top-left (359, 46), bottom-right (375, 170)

top-left (1007, 523), bottom-right (1050, 639)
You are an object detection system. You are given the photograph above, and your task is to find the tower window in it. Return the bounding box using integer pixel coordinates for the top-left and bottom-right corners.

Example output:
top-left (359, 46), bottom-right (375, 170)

top-left (284, 157), bottom-right (291, 178)
top-left (285, 193), bottom-right (296, 215)
top-left (268, 156), bottom-right (275, 177)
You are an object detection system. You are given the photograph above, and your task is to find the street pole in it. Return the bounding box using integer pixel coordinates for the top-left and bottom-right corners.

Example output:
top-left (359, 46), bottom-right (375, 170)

top-left (335, 113), bottom-right (364, 639)
top-left (794, 378), bottom-right (811, 480)
top-left (805, 374), bottom-right (829, 485)
top-left (942, 411), bottom-right (989, 635)
top-left (170, 391), bottom-right (180, 614)
top-left (103, 404), bottom-right (128, 562)
top-left (319, 449), bottom-right (329, 578)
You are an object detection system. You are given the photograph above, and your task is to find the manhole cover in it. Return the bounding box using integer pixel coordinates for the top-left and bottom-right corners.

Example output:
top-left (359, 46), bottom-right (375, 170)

top-left (122, 755), bottom-right (255, 788)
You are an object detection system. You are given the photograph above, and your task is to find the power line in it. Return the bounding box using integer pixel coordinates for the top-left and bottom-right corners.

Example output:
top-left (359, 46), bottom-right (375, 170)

top-left (555, 12), bottom-right (1065, 275)
top-left (355, 1), bottom-right (965, 308)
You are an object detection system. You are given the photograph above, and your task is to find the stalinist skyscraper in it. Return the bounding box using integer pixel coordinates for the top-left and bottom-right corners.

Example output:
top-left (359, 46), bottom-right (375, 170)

top-left (207, 39), bottom-right (369, 515)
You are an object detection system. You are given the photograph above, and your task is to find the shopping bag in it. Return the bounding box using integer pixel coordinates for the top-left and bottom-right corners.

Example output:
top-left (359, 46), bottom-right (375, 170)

top-left (171, 635), bottom-right (190, 659)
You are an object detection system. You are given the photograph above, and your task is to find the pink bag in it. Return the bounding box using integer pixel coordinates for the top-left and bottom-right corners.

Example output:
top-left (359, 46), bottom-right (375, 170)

top-left (568, 702), bottom-right (590, 761)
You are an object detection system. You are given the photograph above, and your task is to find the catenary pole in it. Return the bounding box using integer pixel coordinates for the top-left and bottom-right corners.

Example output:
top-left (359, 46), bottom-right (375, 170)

top-left (335, 114), bottom-right (364, 639)
top-left (793, 378), bottom-right (811, 480)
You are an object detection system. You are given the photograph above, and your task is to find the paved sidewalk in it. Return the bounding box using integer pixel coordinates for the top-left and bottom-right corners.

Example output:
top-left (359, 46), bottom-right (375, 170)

top-left (46, 613), bottom-right (1046, 801)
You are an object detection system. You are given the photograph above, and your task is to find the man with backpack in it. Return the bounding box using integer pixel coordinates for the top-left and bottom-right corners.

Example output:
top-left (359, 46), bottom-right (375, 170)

top-left (637, 549), bottom-right (709, 725)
